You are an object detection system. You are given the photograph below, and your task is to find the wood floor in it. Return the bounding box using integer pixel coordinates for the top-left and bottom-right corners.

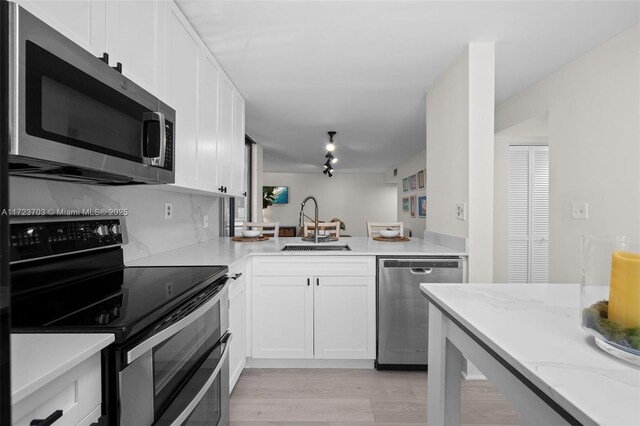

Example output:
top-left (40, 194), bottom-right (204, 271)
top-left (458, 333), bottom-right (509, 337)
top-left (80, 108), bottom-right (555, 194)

top-left (230, 368), bottom-right (520, 425)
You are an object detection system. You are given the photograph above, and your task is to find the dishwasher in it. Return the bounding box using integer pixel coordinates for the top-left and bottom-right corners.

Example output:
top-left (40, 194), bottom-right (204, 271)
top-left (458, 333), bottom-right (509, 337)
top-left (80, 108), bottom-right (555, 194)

top-left (376, 256), bottom-right (463, 370)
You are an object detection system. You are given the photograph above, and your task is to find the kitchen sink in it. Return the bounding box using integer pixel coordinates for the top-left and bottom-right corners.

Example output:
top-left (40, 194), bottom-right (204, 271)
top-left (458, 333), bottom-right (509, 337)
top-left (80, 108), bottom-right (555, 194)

top-left (281, 245), bottom-right (352, 252)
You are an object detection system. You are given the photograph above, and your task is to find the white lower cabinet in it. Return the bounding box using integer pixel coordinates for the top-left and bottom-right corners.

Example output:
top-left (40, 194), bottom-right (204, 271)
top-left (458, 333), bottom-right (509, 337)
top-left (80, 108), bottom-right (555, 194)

top-left (12, 353), bottom-right (102, 426)
top-left (314, 276), bottom-right (376, 359)
top-left (251, 257), bottom-right (376, 360)
top-left (228, 262), bottom-right (247, 391)
top-left (252, 276), bottom-right (314, 359)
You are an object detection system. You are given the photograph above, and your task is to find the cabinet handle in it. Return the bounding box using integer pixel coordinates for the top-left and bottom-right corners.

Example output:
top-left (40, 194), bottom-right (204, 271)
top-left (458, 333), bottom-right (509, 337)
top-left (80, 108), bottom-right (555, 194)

top-left (224, 186), bottom-right (228, 193)
top-left (30, 410), bottom-right (63, 426)
top-left (232, 273), bottom-right (242, 280)
top-left (307, 278), bottom-right (310, 286)
top-left (316, 278), bottom-right (319, 286)
top-left (243, 192), bottom-right (247, 197)
top-left (218, 186), bottom-right (224, 192)
top-left (112, 62), bottom-right (122, 73)
top-left (98, 52), bottom-right (109, 64)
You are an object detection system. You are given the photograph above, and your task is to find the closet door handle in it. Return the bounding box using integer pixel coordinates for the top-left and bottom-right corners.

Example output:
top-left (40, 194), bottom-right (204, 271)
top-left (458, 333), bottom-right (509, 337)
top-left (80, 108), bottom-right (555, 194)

top-left (316, 278), bottom-right (319, 286)
top-left (307, 278), bottom-right (310, 286)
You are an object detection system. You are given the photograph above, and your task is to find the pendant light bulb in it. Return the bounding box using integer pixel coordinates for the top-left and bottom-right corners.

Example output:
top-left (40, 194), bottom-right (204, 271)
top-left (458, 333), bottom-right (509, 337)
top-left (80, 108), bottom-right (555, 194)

top-left (326, 131), bottom-right (337, 152)
top-left (331, 158), bottom-right (338, 164)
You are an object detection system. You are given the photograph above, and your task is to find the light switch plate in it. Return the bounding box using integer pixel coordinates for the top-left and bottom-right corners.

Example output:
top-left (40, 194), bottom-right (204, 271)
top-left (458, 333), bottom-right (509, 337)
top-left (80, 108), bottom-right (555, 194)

top-left (203, 215), bottom-right (209, 228)
top-left (572, 202), bottom-right (588, 220)
top-left (164, 202), bottom-right (173, 219)
top-left (456, 203), bottom-right (466, 221)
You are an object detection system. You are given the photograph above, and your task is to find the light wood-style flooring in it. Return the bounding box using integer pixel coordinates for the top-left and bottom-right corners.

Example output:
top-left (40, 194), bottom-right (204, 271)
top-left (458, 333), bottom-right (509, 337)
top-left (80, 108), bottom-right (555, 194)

top-left (230, 368), bottom-right (520, 425)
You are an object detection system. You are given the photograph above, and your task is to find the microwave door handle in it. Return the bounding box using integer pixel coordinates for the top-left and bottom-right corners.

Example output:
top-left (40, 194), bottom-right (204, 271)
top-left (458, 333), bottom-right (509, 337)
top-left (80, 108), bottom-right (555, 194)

top-left (154, 332), bottom-right (233, 426)
top-left (142, 111), bottom-right (166, 167)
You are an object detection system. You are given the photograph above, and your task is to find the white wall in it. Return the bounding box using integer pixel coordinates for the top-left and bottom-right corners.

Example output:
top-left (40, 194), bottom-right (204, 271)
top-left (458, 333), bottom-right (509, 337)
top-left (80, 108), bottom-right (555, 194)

top-left (10, 177), bottom-right (222, 263)
top-left (262, 172), bottom-right (396, 237)
top-left (495, 24), bottom-right (640, 283)
top-left (426, 43), bottom-right (495, 282)
top-left (395, 150), bottom-right (426, 238)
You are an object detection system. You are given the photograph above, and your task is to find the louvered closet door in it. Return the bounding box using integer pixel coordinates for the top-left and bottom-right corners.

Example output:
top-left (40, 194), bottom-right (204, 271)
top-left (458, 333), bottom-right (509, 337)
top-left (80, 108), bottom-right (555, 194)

top-left (508, 146), bottom-right (549, 283)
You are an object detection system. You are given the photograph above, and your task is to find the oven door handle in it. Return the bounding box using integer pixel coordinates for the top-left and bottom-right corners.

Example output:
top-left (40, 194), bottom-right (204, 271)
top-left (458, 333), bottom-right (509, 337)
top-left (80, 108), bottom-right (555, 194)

top-left (154, 332), bottom-right (232, 426)
top-left (126, 277), bottom-right (230, 365)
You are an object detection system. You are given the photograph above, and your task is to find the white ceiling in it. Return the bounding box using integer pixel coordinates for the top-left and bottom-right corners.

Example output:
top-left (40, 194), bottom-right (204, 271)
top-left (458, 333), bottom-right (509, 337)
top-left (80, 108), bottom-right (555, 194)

top-left (177, 1), bottom-right (639, 174)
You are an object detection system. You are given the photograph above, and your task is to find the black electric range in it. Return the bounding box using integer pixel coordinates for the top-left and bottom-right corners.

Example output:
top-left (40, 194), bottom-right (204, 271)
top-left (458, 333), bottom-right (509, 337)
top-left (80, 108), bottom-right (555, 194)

top-left (9, 216), bottom-right (228, 342)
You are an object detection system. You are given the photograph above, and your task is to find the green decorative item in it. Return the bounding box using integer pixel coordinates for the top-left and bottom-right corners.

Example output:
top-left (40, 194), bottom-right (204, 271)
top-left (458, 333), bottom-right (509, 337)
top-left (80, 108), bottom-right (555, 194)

top-left (582, 300), bottom-right (640, 351)
top-left (263, 186), bottom-right (276, 209)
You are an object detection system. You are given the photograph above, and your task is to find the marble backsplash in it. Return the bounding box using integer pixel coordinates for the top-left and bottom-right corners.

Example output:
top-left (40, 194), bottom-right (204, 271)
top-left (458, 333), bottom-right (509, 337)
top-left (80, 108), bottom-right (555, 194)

top-left (9, 177), bottom-right (222, 263)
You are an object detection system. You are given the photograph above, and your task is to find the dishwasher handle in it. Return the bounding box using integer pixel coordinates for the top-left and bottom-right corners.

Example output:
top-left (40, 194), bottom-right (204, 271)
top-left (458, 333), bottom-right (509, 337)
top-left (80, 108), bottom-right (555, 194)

top-left (410, 268), bottom-right (432, 274)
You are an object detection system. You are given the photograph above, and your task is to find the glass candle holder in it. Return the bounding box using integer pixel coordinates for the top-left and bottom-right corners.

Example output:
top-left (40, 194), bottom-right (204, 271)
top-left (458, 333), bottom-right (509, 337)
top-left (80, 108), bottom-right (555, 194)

top-left (581, 235), bottom-right (640, 365)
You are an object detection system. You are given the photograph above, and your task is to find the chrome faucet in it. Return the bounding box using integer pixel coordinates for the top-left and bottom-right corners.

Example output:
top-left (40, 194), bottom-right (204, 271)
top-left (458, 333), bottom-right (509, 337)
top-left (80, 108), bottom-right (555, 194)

top-left (299, 195), bottom-right (319, 244)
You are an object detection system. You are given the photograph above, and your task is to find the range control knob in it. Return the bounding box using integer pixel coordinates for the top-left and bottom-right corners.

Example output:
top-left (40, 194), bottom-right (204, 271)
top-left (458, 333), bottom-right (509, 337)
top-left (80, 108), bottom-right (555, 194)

top-left (96, 312), bottom-right (110, 325)
top-left (109, 224), bottom-right (121, 235)
top-left (94, 225), bottom-right (109, 237)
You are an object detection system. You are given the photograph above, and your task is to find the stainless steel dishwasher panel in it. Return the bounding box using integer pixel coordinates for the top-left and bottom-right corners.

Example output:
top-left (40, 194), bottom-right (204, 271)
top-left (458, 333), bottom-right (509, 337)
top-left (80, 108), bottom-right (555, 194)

top-left (376, 257), bottom-right (463, 369)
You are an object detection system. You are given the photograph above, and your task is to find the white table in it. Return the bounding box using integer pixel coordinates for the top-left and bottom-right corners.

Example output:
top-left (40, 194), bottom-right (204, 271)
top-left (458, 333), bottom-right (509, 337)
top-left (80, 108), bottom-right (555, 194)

top-left (420, 283), bottom-right (640, 426)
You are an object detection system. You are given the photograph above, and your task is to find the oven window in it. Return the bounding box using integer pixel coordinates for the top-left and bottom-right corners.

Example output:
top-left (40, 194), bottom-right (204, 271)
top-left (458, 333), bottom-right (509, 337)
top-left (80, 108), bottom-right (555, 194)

top-left (153, 301), bottom-right (221, 414)
top-left (24, 41), bottom-right (151, 162)
top-left (183, 373), bottom-right (222, 425)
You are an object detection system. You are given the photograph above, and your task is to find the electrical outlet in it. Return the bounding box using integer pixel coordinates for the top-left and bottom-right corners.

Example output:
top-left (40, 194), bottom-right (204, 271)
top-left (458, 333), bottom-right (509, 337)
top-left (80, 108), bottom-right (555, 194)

top-left (203, 215), bottom-right (209, 228)
top-left (164, 202), bottom-right (173, 219)
top-left (572, 202), bottom-right (588, 220)
top-left (456, 203), bottom-right (466, 221)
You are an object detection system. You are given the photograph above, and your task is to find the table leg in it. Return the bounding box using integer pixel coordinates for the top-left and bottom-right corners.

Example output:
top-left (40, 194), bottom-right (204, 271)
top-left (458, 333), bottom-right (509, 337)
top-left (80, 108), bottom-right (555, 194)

top-left (428, 302), bottom-right (463, 425)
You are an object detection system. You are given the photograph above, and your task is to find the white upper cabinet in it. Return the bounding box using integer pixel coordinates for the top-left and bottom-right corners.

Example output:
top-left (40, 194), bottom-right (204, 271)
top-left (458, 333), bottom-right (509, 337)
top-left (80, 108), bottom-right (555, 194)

top-left (105, 1), bottom-right (161, 97)
top-left (231, 91), bottom-right (246, 197)
top-left (197, 53), bottom-right (221, 193)
top-left (217, 77), bottom-right (235, 194)
top-left (164, 3), bottom-right (200, 189)
top-left (14, 0), bottom-right (107, 56)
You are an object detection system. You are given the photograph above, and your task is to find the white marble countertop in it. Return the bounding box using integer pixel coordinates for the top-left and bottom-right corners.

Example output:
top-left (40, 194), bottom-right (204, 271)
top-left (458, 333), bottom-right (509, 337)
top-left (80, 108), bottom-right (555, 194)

top-left (420, 283), bottom-right (640, 426)
top-left (127, 236), bottom-right (466, 267)
top-left (11, 333), bottom-right (114, 404)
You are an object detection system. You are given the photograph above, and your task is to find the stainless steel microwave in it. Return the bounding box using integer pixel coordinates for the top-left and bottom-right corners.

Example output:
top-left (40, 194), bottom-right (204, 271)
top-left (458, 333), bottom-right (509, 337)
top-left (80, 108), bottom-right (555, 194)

top-left (7, 4), bottom-right (175, 184)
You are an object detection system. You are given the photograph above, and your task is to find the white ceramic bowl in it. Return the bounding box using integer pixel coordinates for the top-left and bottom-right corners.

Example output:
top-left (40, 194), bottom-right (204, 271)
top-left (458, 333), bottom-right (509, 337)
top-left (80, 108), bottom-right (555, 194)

top-left (241, 230), bottom-right (261, 238)
top-left (379, 230), bottom-right (400, 238)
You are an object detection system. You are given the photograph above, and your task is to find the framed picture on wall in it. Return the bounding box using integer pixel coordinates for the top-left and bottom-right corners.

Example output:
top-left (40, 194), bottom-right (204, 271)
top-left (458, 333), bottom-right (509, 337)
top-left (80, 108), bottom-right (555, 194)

top-left (263, 186), bottom-right (289, 204)
top-left (418, 195), bottom-right (427, 217)
top-left (418, 169), bottom-right (425, 189)
top-left (403, 178), bottom-right (409, 192)
top-left (410, 174), bottom-right (417, 190)
top-left (410, 195), bottom-right (416, 217)
top-left (402, 197), bottom-right (410, 212)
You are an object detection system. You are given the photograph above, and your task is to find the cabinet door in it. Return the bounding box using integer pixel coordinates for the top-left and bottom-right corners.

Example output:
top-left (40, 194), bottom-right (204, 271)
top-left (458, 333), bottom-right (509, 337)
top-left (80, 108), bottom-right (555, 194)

top-left (231, 90), bottom-right (246, 196)
top-left (198, 53), bottom-right (221, 192)
top-left (165, 3), bottom-right (200, 189)
top-left (228, 273), bottom-right (246, 391)
top-left (217, 77), bottom-right (235, 192)
top-left (15, 0), bottom-right (106, 56)
top-left (252, 276), bottom-right (313, 359)
top-left (105, 0), bottom-right (160, 96)
top-left (314, 276), bottom-right (376, 359)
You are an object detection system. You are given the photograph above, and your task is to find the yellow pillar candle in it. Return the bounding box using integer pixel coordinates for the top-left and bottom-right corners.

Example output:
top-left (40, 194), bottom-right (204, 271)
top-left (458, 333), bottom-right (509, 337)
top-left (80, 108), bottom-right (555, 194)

top-left (609, 251), bottom-right (640, 328)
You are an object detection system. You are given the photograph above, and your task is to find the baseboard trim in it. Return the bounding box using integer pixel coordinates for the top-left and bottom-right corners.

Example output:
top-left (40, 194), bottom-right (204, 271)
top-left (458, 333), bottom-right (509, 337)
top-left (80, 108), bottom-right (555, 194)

top-left (245, 358), bottom-right (375, 369)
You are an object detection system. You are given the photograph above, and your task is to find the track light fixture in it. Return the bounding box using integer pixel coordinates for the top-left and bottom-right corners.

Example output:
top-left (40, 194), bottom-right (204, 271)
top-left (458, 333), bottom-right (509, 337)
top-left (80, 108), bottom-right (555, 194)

top-left (322, 131), bottom-right (337, 177)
